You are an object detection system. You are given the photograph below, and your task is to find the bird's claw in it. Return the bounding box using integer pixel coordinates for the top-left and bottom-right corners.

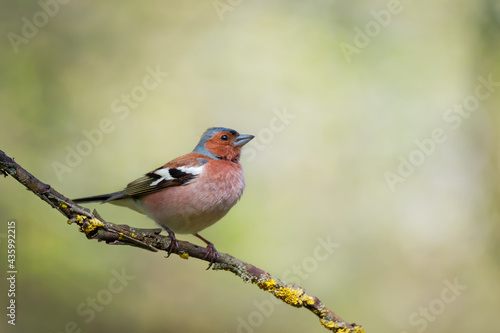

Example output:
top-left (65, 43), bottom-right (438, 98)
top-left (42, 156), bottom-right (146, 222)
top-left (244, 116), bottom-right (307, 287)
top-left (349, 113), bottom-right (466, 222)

top-left (164, 230), bottom-right (179, 257)
top-left (204, 243), bottom-right (219, 270)
top-left (194, 233), bottom-right (219, 270)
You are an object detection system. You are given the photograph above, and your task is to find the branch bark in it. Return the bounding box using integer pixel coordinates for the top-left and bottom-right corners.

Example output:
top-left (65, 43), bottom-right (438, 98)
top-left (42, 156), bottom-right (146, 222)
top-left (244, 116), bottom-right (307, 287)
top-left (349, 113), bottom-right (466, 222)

top-left (0, 149), bottom-right (365, 333)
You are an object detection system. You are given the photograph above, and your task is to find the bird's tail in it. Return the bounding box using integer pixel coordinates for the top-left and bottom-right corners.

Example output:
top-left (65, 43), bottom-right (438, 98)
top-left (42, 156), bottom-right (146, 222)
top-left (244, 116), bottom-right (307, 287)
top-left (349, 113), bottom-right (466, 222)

top-left (72, 191), bottom-right (127, 204)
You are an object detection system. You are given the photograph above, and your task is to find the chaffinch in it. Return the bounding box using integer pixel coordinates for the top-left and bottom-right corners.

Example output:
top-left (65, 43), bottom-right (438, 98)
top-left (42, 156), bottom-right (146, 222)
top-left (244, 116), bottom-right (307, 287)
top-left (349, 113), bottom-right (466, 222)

top-left (73, 127), bottom-right (254, 268)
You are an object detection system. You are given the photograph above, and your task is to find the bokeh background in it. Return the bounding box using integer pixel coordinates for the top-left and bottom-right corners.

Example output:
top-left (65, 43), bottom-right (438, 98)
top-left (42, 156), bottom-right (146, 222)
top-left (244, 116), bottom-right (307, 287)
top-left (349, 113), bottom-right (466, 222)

top-left (1, 1), bottom-right (500, 332)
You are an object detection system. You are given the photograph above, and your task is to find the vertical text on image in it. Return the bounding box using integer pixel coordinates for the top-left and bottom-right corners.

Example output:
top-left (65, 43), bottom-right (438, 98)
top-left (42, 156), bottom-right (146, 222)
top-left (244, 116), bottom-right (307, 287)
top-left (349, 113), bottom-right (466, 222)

top-left (6, 220), bottom-right (17, 326)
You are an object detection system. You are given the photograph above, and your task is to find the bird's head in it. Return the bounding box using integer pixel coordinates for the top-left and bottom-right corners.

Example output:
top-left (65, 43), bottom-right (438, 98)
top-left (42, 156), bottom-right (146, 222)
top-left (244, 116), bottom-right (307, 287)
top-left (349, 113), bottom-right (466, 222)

top-left (193, 127), bottom-right (254, 162)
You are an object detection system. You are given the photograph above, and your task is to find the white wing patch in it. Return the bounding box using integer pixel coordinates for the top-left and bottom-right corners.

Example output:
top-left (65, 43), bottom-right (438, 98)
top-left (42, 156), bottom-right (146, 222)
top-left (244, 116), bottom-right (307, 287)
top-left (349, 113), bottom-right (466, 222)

top-left (149, 165), bottom-right (205, 186)
top-left (150, 168), bottom-right (174, 186)
top-left (176, 165), bottom-right (204, 176)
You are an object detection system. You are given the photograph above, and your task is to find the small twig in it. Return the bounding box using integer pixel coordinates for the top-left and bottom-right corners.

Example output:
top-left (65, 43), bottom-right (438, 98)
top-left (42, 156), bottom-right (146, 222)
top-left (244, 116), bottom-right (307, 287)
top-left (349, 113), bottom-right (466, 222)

top-left (0, 149), bottom-right (365, 332)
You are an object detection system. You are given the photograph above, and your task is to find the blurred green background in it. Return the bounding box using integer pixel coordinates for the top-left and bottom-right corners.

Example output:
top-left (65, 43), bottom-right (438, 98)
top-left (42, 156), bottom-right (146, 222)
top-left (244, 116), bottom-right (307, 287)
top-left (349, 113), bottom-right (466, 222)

top-left (1, 1), bottom-right (500, 332)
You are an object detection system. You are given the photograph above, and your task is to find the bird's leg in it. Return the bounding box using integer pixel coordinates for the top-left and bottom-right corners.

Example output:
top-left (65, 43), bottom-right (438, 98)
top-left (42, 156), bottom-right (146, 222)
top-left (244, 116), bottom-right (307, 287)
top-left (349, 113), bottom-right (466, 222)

top-left (163, 227), bottom-right (179, 257)
top-left (195, 233), bottom-right (219, 270)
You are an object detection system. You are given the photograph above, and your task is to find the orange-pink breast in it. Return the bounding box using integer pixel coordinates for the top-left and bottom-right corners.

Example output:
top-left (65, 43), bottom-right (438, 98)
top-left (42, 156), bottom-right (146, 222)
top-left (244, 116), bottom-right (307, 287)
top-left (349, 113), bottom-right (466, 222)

top-left (138, 160), bottom-right (245, 234)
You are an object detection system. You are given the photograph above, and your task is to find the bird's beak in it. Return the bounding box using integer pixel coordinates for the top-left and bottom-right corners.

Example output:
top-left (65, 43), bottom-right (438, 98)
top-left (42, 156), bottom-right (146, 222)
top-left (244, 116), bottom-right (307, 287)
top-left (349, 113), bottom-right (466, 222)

top-left (234, 134), bottom-right (254, 147)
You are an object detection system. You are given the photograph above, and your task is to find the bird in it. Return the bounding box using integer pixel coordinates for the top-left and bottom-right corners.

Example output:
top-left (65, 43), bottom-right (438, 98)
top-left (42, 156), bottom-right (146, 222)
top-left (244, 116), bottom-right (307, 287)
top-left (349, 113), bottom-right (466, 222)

top-left (73, 127), bottom-right (254, 268)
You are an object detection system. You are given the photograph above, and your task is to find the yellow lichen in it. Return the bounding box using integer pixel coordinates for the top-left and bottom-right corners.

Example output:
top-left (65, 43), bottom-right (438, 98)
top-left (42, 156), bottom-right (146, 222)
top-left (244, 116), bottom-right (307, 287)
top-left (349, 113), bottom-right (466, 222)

top-left (77, 215), bottom-right (104, 234)
top-left (61, 203), bottom-right (68, 208)
top-left (178, 252), bottom-right (189, 260)
top-left (303, 294), bottom-right (316, 306)
top-left (257, 278), bottom-right (276, 292)
top-left (320, 318), bottom-right (365, 333)
top-left (274, 286), bottom-right (305, 306)
top-left (320, 318), bottom-right (341, 329)
top-left (257, 279), bottom-right (316, 308)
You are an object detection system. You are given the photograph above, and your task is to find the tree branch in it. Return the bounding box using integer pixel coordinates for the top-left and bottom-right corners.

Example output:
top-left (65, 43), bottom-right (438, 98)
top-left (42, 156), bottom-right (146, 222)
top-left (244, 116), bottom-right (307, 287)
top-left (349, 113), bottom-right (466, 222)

top-left (0, 149), bottom-right (365, 333)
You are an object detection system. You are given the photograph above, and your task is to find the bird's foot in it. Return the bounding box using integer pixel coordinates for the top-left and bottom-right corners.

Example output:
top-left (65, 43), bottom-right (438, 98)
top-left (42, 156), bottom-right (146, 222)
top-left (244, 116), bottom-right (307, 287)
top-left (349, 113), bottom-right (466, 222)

top-left (195, 233), bottom-right (219, 270)
top-left (164, 229), bottom-right (179, 257)
top-left (204, 242), bottom-right (219, 270)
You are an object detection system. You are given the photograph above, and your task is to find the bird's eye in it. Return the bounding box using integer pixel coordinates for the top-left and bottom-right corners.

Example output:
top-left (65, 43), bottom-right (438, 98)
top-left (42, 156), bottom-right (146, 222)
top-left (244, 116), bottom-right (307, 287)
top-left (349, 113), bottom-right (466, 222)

top-left (221, 135), bottom-right (229, 141)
